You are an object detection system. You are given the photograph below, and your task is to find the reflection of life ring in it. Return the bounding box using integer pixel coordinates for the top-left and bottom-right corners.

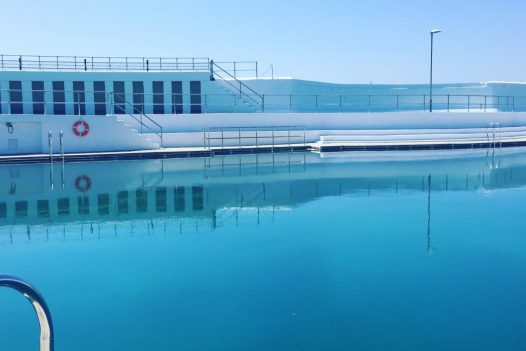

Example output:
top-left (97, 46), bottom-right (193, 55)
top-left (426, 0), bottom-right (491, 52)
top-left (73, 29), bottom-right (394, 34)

top-left (72, 120), bottom-right (90, 137)
top-left (75, 175), bottom-right (91, 192)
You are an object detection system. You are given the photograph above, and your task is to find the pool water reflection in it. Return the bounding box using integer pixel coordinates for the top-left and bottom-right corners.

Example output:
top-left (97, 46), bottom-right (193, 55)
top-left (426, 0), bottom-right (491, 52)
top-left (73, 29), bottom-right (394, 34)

top-left (0, 150), bottom-right (525, 350)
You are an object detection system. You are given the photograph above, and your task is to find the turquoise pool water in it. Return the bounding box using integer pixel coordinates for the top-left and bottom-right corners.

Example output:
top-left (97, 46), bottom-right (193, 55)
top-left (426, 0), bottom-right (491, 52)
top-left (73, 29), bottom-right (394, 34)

top-left (0, 150), bottom-right (525, 350)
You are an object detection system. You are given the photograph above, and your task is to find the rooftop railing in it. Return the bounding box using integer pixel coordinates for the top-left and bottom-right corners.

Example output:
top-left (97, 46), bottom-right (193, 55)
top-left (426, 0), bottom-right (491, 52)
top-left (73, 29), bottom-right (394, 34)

top-left (0, 55), bottom-right (260, 78)
top-left (0, 54), bottom-right (211, 72)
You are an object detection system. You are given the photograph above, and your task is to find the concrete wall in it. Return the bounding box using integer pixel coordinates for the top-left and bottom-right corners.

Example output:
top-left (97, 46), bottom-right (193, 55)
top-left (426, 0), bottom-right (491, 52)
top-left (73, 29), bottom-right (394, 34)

top-left (0, 114), bottom-right (158, 154)
top-left (125, 111), bottom-right (526, 147)
top-left (3, 111), bottom-right (526, 153)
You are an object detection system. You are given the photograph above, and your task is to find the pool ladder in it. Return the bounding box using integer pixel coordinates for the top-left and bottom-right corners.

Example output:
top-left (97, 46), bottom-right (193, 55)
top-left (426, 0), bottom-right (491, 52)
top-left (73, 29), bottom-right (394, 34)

top-left (0, 275), bottom-right (54, 351)
top-left (486, 122), bottom-right (502, 149)
top-left (486, 122), bottom-right (502, 169)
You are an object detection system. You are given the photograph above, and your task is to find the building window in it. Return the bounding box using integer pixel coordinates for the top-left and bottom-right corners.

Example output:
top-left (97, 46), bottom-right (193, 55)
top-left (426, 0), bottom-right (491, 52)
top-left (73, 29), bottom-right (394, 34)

top-left (136, 189), bottom-right (147, 213)
top-left (0, 202), bottom-right (6, 218)
top-left (190, 81), bottom-right (202, 114)
top-left (132, 81), bottom-right (144, 114)
top-left (58, 198), bottom-right (70, 216)
top-left (171, 81), bottom-right (183, 114)
top-left (53, 81), bottom-right (65, 115)
top-left (73, 81), bottom-right (86, 115)
top-left (15, 201), bottom-right (28, 218)
top-left (113, 81), bottom-right (125, 114)
top-left (78, 196), bottom-right (89, 215)
top-left (192, 186), bottom-right (203, 211)
top-left (93, 81), bottom-right (106, 115)
top-left (152, 81), bottom-right (164, 114)
top-left (9, 81), bottom-right (23, 114)
top-left (117, 191), bottom-right (128, 214)
top-left (98, 194), bottom-right (110, 215)
top-left (174, 186), bottom-right (185, 212)
top-left (37, 200), bottom-right (50, 217)
top-left (32, 81), bottom-right (45, 114)
top-left (156, 187), bottom-right (167, 212)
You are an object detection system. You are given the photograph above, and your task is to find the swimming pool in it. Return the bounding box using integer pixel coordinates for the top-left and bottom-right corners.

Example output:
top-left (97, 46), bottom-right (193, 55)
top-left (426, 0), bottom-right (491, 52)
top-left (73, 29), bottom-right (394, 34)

top-left (1, 150), bottom-right (525, 350)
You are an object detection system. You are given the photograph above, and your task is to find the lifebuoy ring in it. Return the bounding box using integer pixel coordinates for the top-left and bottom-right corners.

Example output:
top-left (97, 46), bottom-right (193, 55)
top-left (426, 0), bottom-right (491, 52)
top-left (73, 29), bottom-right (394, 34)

top-left (75, 175), bottom-right (91, 192)
top-left (72, 120), bottom-right (90, 137)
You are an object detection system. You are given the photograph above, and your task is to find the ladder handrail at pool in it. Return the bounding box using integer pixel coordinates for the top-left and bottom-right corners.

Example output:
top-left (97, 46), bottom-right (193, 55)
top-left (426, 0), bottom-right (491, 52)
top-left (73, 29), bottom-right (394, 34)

top-left (0, 275), bottom-right (54, 351)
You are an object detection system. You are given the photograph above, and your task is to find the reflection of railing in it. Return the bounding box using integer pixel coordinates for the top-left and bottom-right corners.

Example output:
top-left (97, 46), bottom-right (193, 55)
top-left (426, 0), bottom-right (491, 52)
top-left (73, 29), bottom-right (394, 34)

top-left (203, 126), bottom-right (306, 151)
top-left (0, 275), bottom-right (54, 351)
top-left (203, 152), bottom-right (307, 179)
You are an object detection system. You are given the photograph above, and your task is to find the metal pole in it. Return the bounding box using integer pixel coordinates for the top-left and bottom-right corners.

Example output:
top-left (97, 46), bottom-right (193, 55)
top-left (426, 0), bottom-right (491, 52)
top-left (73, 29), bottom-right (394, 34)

top-left (209, 59), bottom-right (214, 81)
top-left (48, 131), bottom-right (53, 163)
top-left (59, 131), bottom-right (64, 159)
top-left (429, 33), bottom-right (433, 112)
top-left (429, 29), bottom-right (442, 112)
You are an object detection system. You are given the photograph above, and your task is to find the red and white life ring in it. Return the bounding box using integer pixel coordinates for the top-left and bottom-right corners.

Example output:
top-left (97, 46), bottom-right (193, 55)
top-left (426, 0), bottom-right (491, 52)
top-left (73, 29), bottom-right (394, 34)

top-left (75, 175), bottom-right (91, 192)
top-left (72, 120), bottom-right (90, 137)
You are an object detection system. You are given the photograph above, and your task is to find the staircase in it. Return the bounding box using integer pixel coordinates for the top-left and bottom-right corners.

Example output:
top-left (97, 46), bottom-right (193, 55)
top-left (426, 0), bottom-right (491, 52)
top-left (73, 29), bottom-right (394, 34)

top-left (108, 92), bottom-right (163, 149)
top-left (210, 61), bottom-right (264, 112)
top-left (113, 116), bottom-right (161, 149)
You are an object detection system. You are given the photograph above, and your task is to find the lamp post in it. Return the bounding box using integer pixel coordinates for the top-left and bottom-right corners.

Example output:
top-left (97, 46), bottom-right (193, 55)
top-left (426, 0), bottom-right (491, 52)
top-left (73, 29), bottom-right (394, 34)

top-left (429, 29), bottom-right (442, 112)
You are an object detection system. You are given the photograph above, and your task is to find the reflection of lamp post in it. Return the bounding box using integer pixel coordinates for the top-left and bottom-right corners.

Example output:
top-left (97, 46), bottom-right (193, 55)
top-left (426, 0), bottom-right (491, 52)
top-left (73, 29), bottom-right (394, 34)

top-left (426, 174), bottom-right (432, 254)
top-left (429, 29), bottom-right (442, 112)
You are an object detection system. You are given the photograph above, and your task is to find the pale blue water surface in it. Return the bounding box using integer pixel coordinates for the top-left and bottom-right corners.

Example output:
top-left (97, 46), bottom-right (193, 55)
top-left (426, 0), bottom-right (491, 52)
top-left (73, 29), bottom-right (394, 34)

top-left (0, 150), bottom-right (525, 350)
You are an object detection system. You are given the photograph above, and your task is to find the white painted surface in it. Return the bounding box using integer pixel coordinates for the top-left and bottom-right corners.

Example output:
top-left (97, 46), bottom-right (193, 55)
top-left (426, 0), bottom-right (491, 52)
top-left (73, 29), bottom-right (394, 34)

top-left (2, 111), bottom-right (526, 153)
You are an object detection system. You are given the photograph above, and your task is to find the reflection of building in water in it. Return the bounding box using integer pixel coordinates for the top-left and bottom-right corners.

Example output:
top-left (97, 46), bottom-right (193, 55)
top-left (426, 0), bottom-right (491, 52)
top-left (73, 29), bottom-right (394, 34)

top-left (1, 150), bottom-right (526, 244)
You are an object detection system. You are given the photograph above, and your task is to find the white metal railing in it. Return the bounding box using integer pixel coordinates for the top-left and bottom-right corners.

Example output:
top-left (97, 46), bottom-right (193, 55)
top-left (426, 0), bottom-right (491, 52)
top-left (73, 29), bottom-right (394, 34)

top-left (0, 55), bottom-right (259, 78)
top-left (211, 61), bottom-right (264, 110)
top-left (213, 61), bottom-right (259, 79)
top-left (203, 126), bottom-right (306, 151)
top-left (0, 88), bottom-right (525, 114)
top-left (0, 54), bottom-right (210, 72)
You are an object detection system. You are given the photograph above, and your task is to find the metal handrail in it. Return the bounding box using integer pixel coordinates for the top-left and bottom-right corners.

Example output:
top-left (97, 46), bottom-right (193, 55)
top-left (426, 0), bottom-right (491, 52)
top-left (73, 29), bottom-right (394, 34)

top-left (212, 62), bottom-right (265, 111)
top-left (0, 275), bottom-right (54, 351)
top-left (204, 126), bottom-right (306, 150)
top-left (108, 92), bottom-right (163, 146)
top-left (214, 61), bottom-right (258, 78)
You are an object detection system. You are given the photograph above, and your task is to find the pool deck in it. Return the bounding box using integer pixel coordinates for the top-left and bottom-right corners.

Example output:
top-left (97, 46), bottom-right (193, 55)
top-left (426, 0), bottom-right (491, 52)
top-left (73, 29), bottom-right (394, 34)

top-left (0, 144), bottom-right (312, 164)
top-left (2, 137), bottom-right (526, 164)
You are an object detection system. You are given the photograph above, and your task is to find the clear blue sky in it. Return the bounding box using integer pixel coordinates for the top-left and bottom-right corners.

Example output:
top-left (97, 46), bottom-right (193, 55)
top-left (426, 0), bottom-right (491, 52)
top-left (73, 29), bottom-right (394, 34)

top-left (2, 0), bottom-right (525, 84)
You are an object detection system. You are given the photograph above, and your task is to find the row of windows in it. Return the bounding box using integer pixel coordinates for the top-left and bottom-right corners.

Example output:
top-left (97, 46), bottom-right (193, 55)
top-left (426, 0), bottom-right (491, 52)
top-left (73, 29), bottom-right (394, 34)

top-left (0, 80), bottom-right (202, 115)
top-left (0, 186), bottom-right (204, 219)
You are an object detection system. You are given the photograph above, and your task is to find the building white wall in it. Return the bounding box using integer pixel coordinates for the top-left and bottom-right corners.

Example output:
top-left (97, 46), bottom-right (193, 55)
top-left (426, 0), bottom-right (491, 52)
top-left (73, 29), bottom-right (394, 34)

top-left (3, 111), bottom-right (525, 154)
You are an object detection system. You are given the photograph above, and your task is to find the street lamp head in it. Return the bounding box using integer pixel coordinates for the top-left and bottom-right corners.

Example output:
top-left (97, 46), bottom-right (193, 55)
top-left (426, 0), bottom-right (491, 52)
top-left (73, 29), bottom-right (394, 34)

top-left (430, 29), bottom-right (442, 34)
